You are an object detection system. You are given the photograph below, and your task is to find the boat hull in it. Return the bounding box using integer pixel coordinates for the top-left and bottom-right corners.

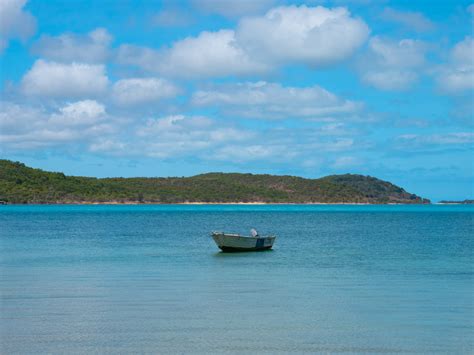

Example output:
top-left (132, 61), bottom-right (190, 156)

top-left (219, 245), bottom-right (273, 252)
top-left (211, 233), bottom-right (275, 252)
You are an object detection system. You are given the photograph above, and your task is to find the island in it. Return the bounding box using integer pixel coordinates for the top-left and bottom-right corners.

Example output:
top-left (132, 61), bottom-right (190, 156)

top-left (0, 160), bottom-right (430, 204)
top-left (438, 200), bottom-right (474, 204)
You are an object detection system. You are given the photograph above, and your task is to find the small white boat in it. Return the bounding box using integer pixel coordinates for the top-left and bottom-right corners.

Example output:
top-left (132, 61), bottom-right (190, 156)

top-left (211, 229), bottom-right (276, 252)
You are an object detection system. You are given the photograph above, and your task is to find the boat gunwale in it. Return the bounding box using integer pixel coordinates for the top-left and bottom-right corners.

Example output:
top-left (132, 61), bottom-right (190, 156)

top-left (211, 231), bottom-right (276, 240)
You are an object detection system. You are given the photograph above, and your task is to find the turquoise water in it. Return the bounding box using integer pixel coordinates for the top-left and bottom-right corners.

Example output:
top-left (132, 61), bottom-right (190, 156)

top-left (1, 205), bottom-right (473, 353)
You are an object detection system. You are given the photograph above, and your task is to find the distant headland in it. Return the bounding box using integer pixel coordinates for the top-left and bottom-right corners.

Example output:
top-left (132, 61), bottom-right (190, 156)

top-left (438, 200), bottom-right (474, 204)
top-left (0, 160), bottom-right (431, 205)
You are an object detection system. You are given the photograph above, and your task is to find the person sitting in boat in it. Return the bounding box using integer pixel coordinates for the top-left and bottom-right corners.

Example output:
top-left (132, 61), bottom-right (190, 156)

top-left (250, 228), bottom-right (259, 237)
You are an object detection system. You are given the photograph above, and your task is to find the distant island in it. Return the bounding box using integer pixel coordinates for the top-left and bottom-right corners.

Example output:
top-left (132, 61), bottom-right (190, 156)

top-left (438, 200), bottom-right (474, 204)
top-left (0, 160), bottom-right (430, 204)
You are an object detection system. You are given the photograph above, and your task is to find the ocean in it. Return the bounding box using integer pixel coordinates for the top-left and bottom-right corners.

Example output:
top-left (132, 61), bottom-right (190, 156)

top-left (1, 205), bottom-right (473, 353)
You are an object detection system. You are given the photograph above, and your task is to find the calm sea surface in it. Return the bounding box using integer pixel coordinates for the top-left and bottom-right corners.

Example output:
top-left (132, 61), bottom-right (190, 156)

top-left (1, 205), bottom-right (473, 354)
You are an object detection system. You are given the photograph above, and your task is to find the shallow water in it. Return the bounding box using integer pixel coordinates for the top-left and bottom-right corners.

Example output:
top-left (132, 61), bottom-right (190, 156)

top-left (1, 205), bottom-right (473, 353)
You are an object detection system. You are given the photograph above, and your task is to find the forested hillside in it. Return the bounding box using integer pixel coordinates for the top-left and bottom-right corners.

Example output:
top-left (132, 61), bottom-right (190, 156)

top-left (0, 160), bottom-right (430, 204)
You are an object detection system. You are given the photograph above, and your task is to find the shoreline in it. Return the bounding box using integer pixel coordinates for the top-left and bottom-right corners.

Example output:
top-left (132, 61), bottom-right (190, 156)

top-left (1, 201), bottom-right (433, 206)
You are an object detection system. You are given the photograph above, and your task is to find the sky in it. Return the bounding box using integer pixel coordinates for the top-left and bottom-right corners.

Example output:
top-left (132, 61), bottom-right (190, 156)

top-left (0, 0), bottom-right (473, 201)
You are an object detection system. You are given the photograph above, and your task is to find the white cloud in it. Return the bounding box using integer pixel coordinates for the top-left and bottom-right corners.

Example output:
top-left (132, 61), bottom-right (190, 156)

top-left (380, 8), bottom-right (435, 32)
top-left (21, 60), bottom-right (109, 98)
top-left (0, 101), bottom-right (40, 134)
top-left (31, 28), bottom-right (112, 63)
top-left (0, 100), bottom-right (114, 150)
top-left (1, 100), bottom-right (368, 167)
top-left (192, 0), bottom-right (275, 18)
top-left (93, 110), bottom-right (367, 163)
top-left (209, 128), bottom-right (365, 164)
top-left (235, 5), bottom-right (369, 67)
top-left (136, 115), bottom-right (212, 136)
top-left (452, 37), bottom-right (474, 65)
top-left (89, 139), bottom-right (126, 154)
top-left (92, 115), bottom-right (255, 159)
top-left (192, 81), bottom-right (362, 119)
top-left (49, 100), bottom-right (106, 126)
top-left (0, 0), bottom-right (36, 52)
top-left (117, 30), bottom-right (269, 78)
top-left (118, 5), bottom-right (369, 78)
top-left (362, 71), bottom-right (418, 91)
top-left (116, 45), bottom-right (159, 72)
top-left (357, 36), bottom-right (428, 90)
top-left (112, 78), bottom-right (180, 106)
top-left (209, 133), bottom-right (363, 164)
top-left (436, 37), bottom-right (474, 94)
top-left (368, 37), bottom-right (426, 67)
top-left (160, 30), bottom-right (270, 77)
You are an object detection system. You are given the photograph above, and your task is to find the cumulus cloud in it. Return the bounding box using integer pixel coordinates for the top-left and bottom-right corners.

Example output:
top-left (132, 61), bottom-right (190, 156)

top-left (31, 28), bottom-right (112, 63)
top-left (49, 100), bottom-right (106, 126)
top-left (1, 99), bottom-right (368, 168)
top-left (0, 100), bottom-right (114, 150)
top-left (89, 113), bottom-right (363, 164)
top-left (236, 5), bottom-right (369, 67)
top-left (210, 127), bottom-right (366, 164)
top-left (118, 5), bottom-right (369, 78)
top-left (192, 81), bottom-right (362, 119)
top-left (21, 60), bottom-right (109, 98)
top-left (0, 101), bottom-right (39, 134)
top-left (380, 7), bottom-right (435, 32)
top-left (357, 36), bottom-right (428, 90)
top-left (436, 36), bottom-right (474, 94)
top-left (118, 30), bottom-right (269, 78)
top-left (136, 115), bottom-right (212, 136)
top-left (89, 139), bottom-right (127, 155)
top-left (159, 30), bottom-right (271, 77)
top-left (112, 78), bottom-right (180, 106)
top-left (209, 133), bottom-right (363, 163)
top-left (116, 45), bottom-right (159, 72)
top-left (0, 0), bottom-right (36, 52)
top-left (93, 114), bottom-right (255, 159)
top-left (192, 0), bottom-right (275, 18)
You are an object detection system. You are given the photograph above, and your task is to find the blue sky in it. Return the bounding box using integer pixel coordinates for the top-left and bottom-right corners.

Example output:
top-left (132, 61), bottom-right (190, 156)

top-left (0, 0), bottom-right (473, 201)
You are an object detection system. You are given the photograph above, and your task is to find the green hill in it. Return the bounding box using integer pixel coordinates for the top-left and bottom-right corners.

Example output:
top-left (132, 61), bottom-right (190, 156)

top-left (0, 160), bottom-right (430, 204)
